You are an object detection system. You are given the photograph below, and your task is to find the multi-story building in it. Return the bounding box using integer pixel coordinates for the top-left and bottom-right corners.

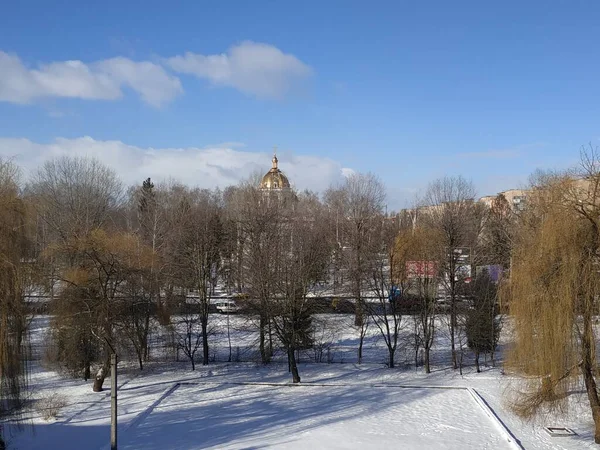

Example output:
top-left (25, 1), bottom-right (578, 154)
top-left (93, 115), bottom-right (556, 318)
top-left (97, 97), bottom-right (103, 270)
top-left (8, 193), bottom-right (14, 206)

top-left (479, 188), bottom-right (528, 212)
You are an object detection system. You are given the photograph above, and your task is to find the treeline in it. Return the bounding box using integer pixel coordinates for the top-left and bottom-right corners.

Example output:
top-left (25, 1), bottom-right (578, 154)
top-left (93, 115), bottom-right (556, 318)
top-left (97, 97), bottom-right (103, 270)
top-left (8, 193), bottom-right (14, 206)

top-left (0, 155), bottom-right (507, 395)
top-left (4, 148), bottom-right (600, 443)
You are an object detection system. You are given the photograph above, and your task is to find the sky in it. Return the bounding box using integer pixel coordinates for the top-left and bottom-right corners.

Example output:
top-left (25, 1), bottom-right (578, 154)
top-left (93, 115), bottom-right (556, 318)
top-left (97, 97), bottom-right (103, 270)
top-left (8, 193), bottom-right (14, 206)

top-left (1, 1), bottom-right (599, 210)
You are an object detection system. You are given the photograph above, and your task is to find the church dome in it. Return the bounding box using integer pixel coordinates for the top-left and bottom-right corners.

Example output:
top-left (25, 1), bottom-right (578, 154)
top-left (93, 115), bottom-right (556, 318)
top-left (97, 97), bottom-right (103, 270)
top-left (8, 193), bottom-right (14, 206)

top-left (259, 154), bottom-right (291, 190)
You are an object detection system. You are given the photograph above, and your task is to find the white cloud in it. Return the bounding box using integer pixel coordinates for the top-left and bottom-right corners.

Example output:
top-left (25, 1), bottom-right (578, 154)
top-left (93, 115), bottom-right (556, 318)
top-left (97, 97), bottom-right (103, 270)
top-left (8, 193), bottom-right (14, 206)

top-left (0, 51), bottom-right (182, 106)
top-left (96, 57), bottom-right (183, 107)
top-left (167, 41), bottom-right (313, 99)
top-left (341, 167), bottom-right (356, 178)
top-left (0, 136), bottom-right (349, 193)
top-left (0, 42), bottom-right (311, 105)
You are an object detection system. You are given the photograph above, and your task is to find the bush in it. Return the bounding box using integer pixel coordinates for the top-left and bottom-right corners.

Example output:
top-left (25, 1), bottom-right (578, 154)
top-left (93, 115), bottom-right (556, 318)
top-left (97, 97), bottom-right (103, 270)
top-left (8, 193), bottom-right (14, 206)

top-left (35, 393), bottom-right (67, 421)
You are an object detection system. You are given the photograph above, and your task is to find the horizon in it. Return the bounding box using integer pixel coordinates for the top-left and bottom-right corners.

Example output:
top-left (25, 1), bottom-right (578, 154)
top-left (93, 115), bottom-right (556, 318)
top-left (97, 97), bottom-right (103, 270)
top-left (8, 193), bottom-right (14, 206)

top-left (1, 2), bottom-right (598, 209)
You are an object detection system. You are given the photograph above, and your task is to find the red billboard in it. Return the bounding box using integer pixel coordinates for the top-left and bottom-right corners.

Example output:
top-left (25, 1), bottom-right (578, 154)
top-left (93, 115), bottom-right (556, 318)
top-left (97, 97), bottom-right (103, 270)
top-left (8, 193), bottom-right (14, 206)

top-left (406, 261), bottom-right (437, 279)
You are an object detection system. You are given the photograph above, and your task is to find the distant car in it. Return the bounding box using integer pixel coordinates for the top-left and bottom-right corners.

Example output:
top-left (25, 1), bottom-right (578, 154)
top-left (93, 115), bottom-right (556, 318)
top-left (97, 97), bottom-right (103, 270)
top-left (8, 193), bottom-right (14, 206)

top-left (215, 300), bottom-right (240, 314)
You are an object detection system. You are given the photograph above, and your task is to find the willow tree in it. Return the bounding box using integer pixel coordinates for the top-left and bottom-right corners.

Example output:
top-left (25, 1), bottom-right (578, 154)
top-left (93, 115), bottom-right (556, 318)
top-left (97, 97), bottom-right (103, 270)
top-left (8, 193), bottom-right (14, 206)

top-left (49, 230), bottom-right (154, 390)
top-left (0, 159), bottom-right (30, 422)
top-left (507, 158), bottom-right (600, 444)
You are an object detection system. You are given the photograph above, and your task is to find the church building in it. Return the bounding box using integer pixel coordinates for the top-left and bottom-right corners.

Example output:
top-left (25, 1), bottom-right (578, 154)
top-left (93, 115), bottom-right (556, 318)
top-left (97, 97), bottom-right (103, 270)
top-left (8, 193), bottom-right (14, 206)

top-left (259, 153), bottom-right (291, 192)
top-left (258, 151), bottom-right (295, 205)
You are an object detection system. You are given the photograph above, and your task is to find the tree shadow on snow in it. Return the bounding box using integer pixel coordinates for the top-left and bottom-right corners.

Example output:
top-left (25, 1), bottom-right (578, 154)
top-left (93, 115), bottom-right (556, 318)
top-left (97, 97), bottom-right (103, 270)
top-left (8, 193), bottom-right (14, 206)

top-left (116, 382), bottom-right (436, 450)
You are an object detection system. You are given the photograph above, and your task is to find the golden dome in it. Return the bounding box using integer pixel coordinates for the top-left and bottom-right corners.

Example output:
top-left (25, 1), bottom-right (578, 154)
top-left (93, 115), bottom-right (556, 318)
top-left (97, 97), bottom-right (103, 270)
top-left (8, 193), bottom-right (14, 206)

top-left (259, 154), bottom-right (291, 190)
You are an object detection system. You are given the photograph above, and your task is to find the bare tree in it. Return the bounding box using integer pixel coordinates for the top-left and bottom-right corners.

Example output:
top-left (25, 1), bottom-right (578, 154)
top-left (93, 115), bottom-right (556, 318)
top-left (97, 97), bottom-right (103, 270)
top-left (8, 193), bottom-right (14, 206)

top-left (168, 188), bottom-right (223, 366)
top-left (174, 297), bottom-right (204, 371)
top-left (394, 226), bottom-right (442, 373)
top-left (27, 157), bottom-right (128, 391)
top-left (269, 192), bottom-right (331, 382)
top-left (237, 183), bottom-right (285, 364)
top-left (479, 193), bottom-right (516, 269)
top-left (366, 216), bottom-right (402, 368)
top-left (116, 178), bottom-right (167, 368)
top-left (326, 173), bottom-right (386, 363)
top-left (323, 188), bottom-right (347, 294)
top-left (421, 176), bottom-right (483, 369)
top-left (28, 156), bottom-right (123, 242)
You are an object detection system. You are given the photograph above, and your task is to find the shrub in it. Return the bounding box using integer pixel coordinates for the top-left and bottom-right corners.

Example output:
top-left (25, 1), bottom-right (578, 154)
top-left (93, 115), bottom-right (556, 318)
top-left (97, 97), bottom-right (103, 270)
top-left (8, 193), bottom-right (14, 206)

top-left (35, 393), bottom-right (67, 421)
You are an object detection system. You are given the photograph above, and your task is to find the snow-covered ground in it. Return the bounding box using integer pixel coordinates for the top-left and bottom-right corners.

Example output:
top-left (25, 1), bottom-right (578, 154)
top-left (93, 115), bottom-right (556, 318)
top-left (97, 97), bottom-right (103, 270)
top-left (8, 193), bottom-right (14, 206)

top-left (3, 315), bottom-right (597, 449)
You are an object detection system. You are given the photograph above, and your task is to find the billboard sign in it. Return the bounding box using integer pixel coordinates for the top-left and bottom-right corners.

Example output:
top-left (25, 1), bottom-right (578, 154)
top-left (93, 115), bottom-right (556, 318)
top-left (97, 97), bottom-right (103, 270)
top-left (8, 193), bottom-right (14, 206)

top-left (476, 265), bottom-right (503, 283)
top-left (406, 261), bottom-right (437, 279)
top-left (451, 247), bottom-right (471, 281)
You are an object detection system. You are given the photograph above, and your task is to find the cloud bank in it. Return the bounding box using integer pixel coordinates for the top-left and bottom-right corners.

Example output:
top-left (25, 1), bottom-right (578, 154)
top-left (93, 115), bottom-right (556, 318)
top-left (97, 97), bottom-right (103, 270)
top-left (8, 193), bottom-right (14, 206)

top-left (0, 42), bottom-right (312, 105)
top-left (0, 52), bottom-right (183, 107)
top-left (0, 136), bottom-right (350, 193)
top-left (167, 41), bottom-right (313, 99)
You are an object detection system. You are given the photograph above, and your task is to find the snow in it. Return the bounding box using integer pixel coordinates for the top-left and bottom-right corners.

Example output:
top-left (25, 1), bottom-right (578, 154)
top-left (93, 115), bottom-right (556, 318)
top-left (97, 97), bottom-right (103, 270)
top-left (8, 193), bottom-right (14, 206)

top-left (7, 366), bottom-right (512, 450)
top-left (3, 315), bottom-right (598, 449)
top-left (119, 382), bottom-right (510, 450)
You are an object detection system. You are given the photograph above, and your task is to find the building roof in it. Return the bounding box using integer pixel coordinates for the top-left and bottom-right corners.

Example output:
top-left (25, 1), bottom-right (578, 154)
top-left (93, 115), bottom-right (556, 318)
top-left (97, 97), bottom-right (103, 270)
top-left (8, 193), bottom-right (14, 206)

top-left (259, 154), bottom-right (291, 190)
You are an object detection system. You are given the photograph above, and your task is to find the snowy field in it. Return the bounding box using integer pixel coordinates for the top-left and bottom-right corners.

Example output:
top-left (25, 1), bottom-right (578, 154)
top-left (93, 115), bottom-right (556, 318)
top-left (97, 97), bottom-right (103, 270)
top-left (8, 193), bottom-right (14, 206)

top-left (119, 381), bottom-right (509, 449)
top-left (3, 315), bottom-right (598, 449)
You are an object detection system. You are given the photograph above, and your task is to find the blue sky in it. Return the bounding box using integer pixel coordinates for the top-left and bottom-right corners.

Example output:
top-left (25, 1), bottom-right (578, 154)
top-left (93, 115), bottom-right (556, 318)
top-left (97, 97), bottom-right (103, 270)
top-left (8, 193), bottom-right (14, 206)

top-left (1, 1), bottom-right (598, 209)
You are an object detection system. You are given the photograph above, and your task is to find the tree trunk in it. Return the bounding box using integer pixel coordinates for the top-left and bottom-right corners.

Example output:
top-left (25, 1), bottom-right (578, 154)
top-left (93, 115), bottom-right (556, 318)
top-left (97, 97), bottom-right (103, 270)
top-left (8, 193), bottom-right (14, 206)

top-left (450, 294), bottom-right (457, 370)
top-left (227, 313), bottom-right (232, 363)
top-left (475, 351), bottom-right (480, 373)
top-left (137, 352), bottom-right (144, 371)
top-left (84, 362), bottom-right (91, 381)
top-left (358, 334), bottom-right (364, 364)
top-left (425, 346), bottom-right (431, 374)
top-left (354, 299), bottom-right (363, 327)
top-left (259, 313), bottom-right (270, 364)
top-left (584, 368), bottom-right (600, 444)
top-left (143, 311), bottom-right (151, 362)
top-left (582, 299), bottom-right (600, 444)
top-left (288, 346), bottom-right (301, 383)
top-left (92, 364), bottom-right (108, 392)
top-left (201, 315), bottom-right (209, 366)
top-left (190, 354), bottom-right (196, 371)
top-left (414, 344), bottom-right (419, 368)
top-left (388, 346), bottom-right (395, 369)
top-left (268, 319), bottom-right (273, 359)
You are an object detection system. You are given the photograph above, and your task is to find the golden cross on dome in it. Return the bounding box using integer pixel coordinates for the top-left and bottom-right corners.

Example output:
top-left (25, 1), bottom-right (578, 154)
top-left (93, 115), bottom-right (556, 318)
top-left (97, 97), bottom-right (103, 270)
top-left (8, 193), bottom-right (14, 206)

top-left (271, 146), bottom-right (278, 170)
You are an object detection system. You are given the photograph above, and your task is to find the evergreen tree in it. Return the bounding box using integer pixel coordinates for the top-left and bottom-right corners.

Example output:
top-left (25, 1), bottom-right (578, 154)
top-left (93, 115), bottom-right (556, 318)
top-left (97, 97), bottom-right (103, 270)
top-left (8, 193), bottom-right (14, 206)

top-left (466, 270), bottom-right (501, 373)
